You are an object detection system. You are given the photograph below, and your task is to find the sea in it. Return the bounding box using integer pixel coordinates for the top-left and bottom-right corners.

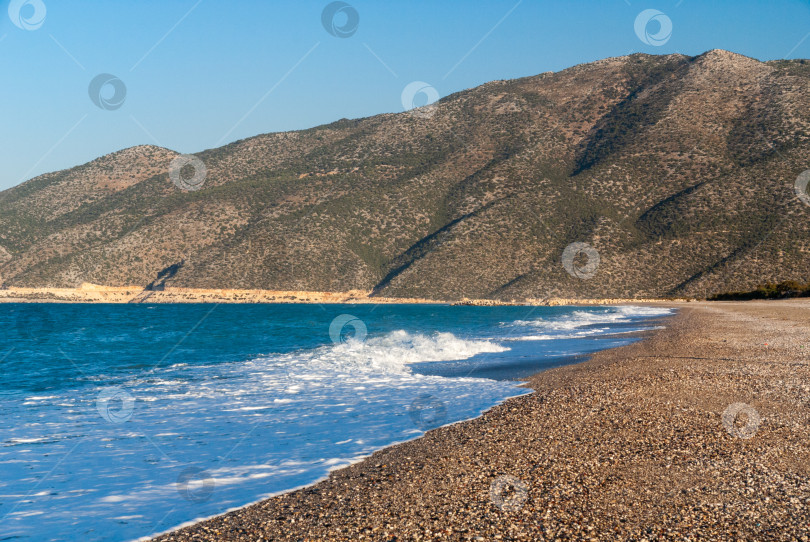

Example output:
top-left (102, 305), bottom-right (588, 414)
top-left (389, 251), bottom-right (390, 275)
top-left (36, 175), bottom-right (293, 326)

top-left (0, 303), bottom-right (674, 541)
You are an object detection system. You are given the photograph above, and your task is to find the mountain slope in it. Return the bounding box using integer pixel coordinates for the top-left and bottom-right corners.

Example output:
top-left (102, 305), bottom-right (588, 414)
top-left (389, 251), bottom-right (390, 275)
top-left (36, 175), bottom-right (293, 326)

top-left (2, 50), bottom-right (809, 300)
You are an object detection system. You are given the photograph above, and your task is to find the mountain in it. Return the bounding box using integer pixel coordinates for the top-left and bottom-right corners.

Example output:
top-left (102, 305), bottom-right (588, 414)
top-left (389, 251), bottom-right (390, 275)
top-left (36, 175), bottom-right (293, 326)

top-left (2, 50), bottom-right (809, 300)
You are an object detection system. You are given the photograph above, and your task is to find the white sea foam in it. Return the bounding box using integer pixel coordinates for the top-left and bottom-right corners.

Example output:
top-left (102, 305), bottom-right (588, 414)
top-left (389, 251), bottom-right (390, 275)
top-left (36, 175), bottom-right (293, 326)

top-left (613, 305), bottom-right (675, 317)
top-left (0, 308), bottom-right (670, 542)
top-left (508, 306), bottom-right (673, 330)
top-left (507, 328), bottom-right (610, 341)
top-left (503, 306), bottom-right (673, 341)
top-left (296, 330), bottom-right (510, 375)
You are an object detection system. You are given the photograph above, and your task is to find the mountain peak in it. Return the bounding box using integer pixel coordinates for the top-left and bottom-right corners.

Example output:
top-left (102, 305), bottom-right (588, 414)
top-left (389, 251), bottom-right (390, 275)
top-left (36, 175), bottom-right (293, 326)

top-left (104, 144), bottom-right (176, 161)
top-left (694, 49), bottom-right (761, 66)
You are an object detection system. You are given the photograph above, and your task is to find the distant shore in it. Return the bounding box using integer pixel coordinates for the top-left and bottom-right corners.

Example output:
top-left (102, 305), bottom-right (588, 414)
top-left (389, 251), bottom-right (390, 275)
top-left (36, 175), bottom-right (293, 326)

top-left (0, 283), bottom-right (696, 306)
top-left (153, 299), bottom-right (810, 540)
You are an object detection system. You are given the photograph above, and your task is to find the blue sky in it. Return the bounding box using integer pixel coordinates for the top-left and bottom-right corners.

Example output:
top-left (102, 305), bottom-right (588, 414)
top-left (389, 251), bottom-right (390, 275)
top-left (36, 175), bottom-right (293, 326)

top-left (1, 0), bottom-right (809, 189)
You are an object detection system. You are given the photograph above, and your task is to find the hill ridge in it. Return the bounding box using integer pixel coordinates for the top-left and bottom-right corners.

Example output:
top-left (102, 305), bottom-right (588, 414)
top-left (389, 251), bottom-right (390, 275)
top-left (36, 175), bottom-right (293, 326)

top-left (1, 50), bottom-right (808, 300)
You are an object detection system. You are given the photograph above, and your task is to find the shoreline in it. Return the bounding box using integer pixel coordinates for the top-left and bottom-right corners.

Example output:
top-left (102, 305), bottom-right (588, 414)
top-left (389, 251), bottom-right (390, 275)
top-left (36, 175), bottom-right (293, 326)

top-left (153, 299), bottom-right (810, 540)
top-left (149, 312), bottom-right (673, 542)
top-left (0, 283), bottom-right (695, 306)
top-left (142, 387), bottom-right (538, 542)
top-left (144, 324), bottom-right (657, 542)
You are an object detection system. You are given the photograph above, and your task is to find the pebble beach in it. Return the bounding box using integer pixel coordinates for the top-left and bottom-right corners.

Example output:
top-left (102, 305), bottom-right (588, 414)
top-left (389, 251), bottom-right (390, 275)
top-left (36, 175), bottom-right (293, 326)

top-left (153, 300), bottom-right (810, 541)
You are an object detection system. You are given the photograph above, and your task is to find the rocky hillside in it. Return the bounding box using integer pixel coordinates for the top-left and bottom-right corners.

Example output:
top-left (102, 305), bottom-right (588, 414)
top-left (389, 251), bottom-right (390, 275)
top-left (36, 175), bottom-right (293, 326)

top-left (2, 50), bottom-right (809, 300)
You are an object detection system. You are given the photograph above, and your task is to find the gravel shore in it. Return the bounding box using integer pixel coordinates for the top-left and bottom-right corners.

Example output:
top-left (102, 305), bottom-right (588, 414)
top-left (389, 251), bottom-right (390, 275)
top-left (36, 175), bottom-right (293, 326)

top-left (154, 300), bottom-right (810, 541)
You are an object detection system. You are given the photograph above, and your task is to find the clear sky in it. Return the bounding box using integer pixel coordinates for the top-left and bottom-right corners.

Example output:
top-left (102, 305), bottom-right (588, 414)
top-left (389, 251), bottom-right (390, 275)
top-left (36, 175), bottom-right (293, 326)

top-left (1, 0), bottom-right (809, 189)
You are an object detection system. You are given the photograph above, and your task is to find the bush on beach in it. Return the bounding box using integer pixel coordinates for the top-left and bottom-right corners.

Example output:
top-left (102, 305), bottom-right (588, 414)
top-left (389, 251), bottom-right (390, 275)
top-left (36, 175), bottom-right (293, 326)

top-left (709, 281), bottom-right (810, 301)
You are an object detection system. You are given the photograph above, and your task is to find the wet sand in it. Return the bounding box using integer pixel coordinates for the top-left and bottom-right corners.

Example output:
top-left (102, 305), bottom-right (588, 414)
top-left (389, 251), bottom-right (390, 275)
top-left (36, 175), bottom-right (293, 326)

top-left (154, 300), bottom-right (810, 541)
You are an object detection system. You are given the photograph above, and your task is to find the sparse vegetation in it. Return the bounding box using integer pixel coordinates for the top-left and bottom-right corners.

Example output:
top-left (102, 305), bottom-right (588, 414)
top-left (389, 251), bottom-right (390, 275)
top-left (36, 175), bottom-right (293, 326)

top-left (0, 50), bottom-right (808, 300)
top-left (708, 281), bottom-right (810, 301)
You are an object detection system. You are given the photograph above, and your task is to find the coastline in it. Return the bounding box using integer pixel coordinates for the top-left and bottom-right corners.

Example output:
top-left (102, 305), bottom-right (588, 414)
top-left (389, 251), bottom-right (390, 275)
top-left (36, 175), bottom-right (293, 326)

top-left (0, 283), bottom-right (694, 306)
top-left (152, 299), bottom-right (810, 540)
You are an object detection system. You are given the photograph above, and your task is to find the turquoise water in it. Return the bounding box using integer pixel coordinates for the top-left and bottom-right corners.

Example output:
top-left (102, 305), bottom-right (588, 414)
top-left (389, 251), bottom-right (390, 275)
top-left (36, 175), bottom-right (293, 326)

top-left (0, 303), bottom-right (672, 541)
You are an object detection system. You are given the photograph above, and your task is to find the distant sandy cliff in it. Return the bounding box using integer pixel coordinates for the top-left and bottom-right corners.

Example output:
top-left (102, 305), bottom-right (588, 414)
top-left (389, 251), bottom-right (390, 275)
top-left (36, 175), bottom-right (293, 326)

top-left (0, 283), bottom-right (690, 305)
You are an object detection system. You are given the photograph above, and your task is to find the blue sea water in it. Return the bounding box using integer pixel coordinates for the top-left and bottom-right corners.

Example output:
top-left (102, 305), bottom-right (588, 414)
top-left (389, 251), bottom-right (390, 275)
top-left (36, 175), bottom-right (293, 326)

top-left (0, 303), bottom-right (673, 541)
